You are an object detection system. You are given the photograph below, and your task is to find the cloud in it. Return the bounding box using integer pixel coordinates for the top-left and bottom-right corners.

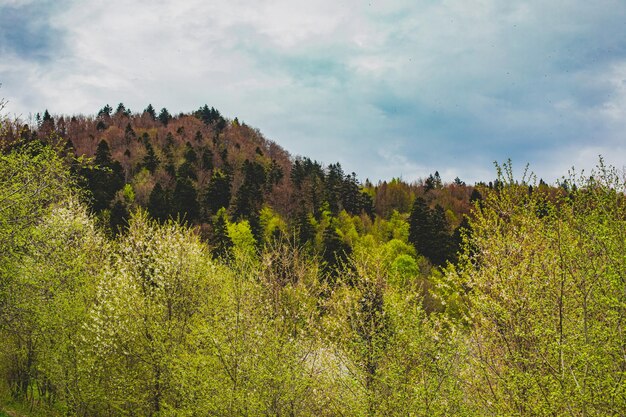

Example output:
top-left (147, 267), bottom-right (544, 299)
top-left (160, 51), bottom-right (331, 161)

top-left (1, 0), bottom-right (626, 183)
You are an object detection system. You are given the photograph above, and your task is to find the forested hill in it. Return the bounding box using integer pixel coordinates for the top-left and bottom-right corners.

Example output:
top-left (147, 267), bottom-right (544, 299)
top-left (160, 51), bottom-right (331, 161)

top-left (2, 104), bottom-right (626, 416)
top-left (3, 103), bottom-right (477, 265)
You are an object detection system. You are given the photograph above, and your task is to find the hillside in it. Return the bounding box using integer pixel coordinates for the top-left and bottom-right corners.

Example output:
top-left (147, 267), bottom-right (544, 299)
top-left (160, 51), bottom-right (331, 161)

top-left (2, 104), bottom-right (626, 416)
top-left (3, 103), bottom-right (477, 265)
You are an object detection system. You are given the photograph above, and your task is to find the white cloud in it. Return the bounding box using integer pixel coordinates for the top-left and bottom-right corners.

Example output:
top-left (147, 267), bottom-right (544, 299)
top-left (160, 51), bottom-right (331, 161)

top-left (2, 0), bottom-right (626, 183)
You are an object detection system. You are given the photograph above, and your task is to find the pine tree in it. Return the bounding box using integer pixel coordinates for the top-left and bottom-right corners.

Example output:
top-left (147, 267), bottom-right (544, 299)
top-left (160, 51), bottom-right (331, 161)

top-left (147, 183), bottom-right (170, 222)
top-left (321, 218), bottom-right (351, 281)
top-left (158, 108), bottom-right (172, 126)
top-left (143, 142), bottom-right (160, 173)
top-left (408, 197), bottom-right (432, 259)
top-left (210, 208), bottom-right (233, 259)
top-left (203, 169), bottom-right (231, 217)
top-left (172, 176), bottom-right (199, 223)
top-left (144, 104), bottom-right (157, 120)
top-left (429, 204), bottom-right (452, 265)
top-left (233, 160), bottom-right (265, 221)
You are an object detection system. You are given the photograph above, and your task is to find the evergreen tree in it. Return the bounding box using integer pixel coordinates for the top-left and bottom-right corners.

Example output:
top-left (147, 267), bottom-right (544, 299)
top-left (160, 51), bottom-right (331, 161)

top-left (324, 163), bottom-right (344, 215)
top-left (321, 218), bottom-right (351, 280)
top-left (184, 142), bottom-right (197, 164)
top-left (203, 169), bottom-right (231, 217)
top-left (210, 208), bottom-right (233, 259)
top-left (294, 209), bottom-right (315, 247)
top-left (97, 104), bottom-right (112, 118)
top-left (201, 147), bottom-right (214, 171)
top-left (143, 142), bottom-right (160, 173)
top-left (408, 197), bottom-right (432, 259)
top-left (109, 199), bottom-right (130, 234)
top-left (429, 204), bottom-right (452, 265)
top-left (172, 176), bottom-right (199, 223)
top-left (158, 108), bottom-right (172, 126)
top-left (144, 104), bottom-right (156, 120)
top-left (147, 183), bottom-right (170, 222)
top-left (177, 161), bottom-right (197, 181)
top-left (84, 140), bottom-right (124, 211)
top-left (233, 160), bottom-right (265, 221)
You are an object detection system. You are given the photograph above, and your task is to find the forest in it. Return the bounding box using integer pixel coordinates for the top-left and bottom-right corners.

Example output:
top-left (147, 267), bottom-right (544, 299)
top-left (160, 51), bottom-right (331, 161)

top-left (0, 104), bottom-right (625, 416)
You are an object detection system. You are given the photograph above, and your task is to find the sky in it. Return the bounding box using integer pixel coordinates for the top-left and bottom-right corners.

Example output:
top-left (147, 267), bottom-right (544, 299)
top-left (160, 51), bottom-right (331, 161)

top-left (1, 0), bottom-right (626, 184)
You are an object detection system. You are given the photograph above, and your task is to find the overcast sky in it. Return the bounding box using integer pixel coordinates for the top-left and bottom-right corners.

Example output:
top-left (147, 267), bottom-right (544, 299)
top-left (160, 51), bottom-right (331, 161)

top-left (1, 0), bottom-right (626, 183)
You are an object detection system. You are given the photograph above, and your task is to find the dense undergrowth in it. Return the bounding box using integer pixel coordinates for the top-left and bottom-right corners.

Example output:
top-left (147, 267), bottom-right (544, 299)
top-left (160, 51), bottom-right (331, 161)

top-left (1, 122), bottom-right (625, 415)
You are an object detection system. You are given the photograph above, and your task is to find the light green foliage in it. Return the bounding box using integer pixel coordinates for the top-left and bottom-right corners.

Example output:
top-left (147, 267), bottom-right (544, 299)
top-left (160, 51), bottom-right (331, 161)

top-left (336, 210), bottom-right (360, 247)
top-left (450, 161), bottom-right (626, 416)
top-left (0, 144), bottom-right (90, 408)
top-left (81, 211), bottom-right (217, 415)
top-left (227, 218), bottom-right (257, 258)
top-left (0, 144), bottom-right (74, 252)
top-left (370, 210), bottom-right (410, 243)
top-left (121, 183), bottom-right (135, 203)
top-left (259, 205), bottom-right (287, 244)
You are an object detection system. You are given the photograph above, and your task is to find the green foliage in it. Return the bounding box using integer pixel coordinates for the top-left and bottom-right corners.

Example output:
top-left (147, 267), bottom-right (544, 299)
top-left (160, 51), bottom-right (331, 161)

top-left (449, 161), bottom-right (626, 415)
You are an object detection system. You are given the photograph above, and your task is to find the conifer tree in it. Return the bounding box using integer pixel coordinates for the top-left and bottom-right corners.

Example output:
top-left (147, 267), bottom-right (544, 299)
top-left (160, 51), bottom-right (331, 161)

top-left (203, 169), bottom-right (231, 217)
top-left (210, 207), bottom-right (233, 259)
top-left (143, 142), bottom-right (160, 173)
top-left (147, 183), bottom-right (170, 222)
top-left (408, 196), bottom-right (431, 258)
top-left (173, 176), bottom-right (199, 223)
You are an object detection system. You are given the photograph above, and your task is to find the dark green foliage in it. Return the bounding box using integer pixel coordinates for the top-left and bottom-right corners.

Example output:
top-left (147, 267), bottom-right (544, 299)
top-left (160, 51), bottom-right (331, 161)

top-left (451, 215), bottom-right (472, 262)
top-left (82, 140), bottom-right (124, 212)
top-left (184, 142), bottom-right (197, 164)
top-left (194, 104), bottom-right (226, 131)
top-left (173, 176), bottom-right (199, 223)
top-left (42, 109), bottom-right (54, 125)
top-left (142, 142), bottom-right (160, 173)
top-left (96, 120), bottom-right (107, 131)
top-left (97, 104), bottom-right (112, 118)
top-left (144, 104), bottom-right (157, 120)
top-left (408, 197), bottom-right (453, 265)
top-left (325, 163), bottom-right (344, 215)
top-left (125, 123), bottom-right (136, 140)
top-left (408, 197), bottom-right (431, 257)
top-left (210, 208), bottom-right (233, 259)
top-left (266, 159), bottom-right (283, 189)
top-left (177, 161), bottom-right (197, 180)
top-left (424, 171), bottom-right (442, 192)
top-left (321, 219), bottom-right (351, 280)
top-left (295, 210), bottom-right (315, 247)
top-left (203, 169), bottom-right (231, 217)
top-left (233, 160), bottom-right (265, 221)
top-left (158, 108), bottom-right (172, 126)
top-left (429, 204), bottom-right (452, 265)
top-left (116, 103), bottom-right (131, 116)
top-left (147, 183), bottom-right (170, 222)
top-left (201, 147), bottom-right (214, 171)
top-left (110, 199), bottom-right (130, 234)
top-left (291, 157), bottom-right (325, 218)
top-left (469, 188), bottom-right (482, 204)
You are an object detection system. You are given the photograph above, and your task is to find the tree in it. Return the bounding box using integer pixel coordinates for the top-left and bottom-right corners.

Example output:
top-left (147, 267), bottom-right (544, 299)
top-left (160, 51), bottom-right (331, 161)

top-left (79, 140), bottom-right (124, 212)
top-left (449, 161), bottom-right (626, 415)
top-left (158, 107), bottom-right (172, 126)
top-left (429, 204), bottom-right (452, 265)
top-left (203, 169), bottom-right (231, 217)
top-left (147, 183), bottom-right (171, 222)
top-left (210, 208), bottom-right (233, 259)
top-left (142, 142), bottom-right (160, 173)
top-left (408, 197), bottom-right (431, 258)
top-left (144, 104), bottom-right (157, 120)
top-left (233, 160), bottom-right (265, 221)
top-left (172, 176), bottom-right (199, 223)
